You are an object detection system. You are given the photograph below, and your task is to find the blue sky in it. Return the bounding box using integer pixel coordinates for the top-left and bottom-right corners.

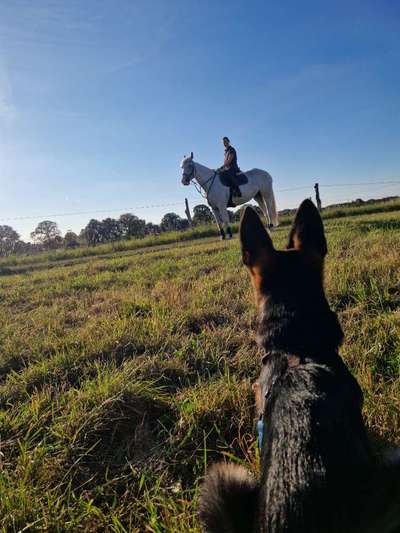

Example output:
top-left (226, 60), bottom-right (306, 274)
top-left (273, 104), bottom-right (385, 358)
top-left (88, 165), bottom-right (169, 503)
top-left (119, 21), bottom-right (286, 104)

top-left (1, 0), bottom-right (399, 240)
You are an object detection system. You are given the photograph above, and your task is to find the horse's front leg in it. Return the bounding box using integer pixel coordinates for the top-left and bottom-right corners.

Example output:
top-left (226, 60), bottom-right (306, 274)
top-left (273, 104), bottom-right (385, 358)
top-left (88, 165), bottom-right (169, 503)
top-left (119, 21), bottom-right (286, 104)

top-left (219, 206), bottom-right (232, 239)
top-left (211, 207), bottom-right (226, 240)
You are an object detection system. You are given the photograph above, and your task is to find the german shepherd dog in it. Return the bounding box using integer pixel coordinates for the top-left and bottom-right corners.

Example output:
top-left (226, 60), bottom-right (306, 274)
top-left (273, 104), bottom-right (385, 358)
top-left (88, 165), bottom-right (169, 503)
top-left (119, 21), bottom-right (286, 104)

top-left (199, 200), bottom-right (400, 533)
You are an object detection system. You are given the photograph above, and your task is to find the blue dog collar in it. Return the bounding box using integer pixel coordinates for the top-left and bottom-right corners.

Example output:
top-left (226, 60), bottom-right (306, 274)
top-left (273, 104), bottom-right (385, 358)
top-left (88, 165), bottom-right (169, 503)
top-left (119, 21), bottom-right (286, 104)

top-left (257, 416), bottom-right (264, 449)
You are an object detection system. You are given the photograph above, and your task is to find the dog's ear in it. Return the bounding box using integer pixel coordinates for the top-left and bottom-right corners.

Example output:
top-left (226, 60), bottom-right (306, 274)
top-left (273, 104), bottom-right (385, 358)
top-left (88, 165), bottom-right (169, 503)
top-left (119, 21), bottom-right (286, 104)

top-left (240, 207), bottom-right (276, 302)
top-left (287, 199), bottom-right (327, 259)
top-left (240, 206), bottom-right (274, 268)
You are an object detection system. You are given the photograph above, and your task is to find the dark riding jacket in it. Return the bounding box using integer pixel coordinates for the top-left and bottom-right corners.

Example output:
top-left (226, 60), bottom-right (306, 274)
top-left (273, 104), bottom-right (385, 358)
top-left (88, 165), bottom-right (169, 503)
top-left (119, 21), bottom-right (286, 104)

top-left (224, 145), bottom-right (239, 173)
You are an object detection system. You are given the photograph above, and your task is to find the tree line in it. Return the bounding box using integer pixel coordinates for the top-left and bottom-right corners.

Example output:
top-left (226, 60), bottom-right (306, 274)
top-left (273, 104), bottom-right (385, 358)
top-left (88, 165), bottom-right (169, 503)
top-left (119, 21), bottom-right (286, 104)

top-left (0, 204), bottom-right (246, 257)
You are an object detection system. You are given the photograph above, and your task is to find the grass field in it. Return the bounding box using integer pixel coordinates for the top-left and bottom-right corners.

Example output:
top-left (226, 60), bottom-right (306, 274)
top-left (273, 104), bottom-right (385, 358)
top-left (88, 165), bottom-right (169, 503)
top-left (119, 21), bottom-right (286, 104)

top-left (0, 204), bottom-right (399, 531)
top-left (1, 198), bottom-right (399, 271)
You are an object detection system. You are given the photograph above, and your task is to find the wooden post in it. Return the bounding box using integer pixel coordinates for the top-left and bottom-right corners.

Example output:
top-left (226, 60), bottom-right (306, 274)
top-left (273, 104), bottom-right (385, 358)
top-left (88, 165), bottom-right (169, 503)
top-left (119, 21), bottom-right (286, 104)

top-left (185, 198), bottom-right (193, 225)
top-left (314, 183), bottom-right (322, 211)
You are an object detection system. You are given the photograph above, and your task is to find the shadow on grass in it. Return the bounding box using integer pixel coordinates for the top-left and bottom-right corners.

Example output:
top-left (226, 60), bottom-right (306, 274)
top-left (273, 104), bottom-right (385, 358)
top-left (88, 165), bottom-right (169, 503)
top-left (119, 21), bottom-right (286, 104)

top-left (357, 219), bottom-right (400, 232)
top-left (368, 430), bottom-right (400, 459)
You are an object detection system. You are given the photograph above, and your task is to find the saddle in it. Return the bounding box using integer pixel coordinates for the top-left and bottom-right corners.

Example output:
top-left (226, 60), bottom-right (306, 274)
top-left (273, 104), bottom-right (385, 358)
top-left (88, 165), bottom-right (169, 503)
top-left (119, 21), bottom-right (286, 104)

top-left (218, 171), bottom-right (249, 188)
top-left (218, 171), bottom-right (248, 207)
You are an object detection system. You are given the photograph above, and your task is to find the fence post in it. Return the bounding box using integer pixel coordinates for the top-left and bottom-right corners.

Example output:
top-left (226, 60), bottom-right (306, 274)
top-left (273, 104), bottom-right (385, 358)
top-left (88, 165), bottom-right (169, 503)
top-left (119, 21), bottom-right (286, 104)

top-left (185, 198), bottom-right (193, 225)
top-left (314, 183), bottom-right (322, 211)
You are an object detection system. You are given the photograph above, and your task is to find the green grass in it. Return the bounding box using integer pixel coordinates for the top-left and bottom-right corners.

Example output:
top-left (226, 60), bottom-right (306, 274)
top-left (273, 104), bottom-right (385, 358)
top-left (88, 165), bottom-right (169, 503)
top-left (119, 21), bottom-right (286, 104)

top-left (1, 198), bottom-right (399, 272)
top-left (0, 204), bottom-right (399, 531)
top-left (0, 226), bottom-right (222, 271)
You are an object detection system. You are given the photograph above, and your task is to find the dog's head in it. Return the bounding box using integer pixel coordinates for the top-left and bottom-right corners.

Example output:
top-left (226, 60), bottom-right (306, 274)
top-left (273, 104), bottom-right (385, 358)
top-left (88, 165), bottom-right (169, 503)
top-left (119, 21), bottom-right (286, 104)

top-left (240, 199), bottom-right (327, 309)
top-left (241, 199), bottom-right (343, 357)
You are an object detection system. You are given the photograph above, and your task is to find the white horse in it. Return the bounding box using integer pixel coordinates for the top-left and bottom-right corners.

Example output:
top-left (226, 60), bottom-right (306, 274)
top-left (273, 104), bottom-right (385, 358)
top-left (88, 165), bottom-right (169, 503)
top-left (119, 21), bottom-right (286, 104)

top-left (181, 152), bottom-right (278, 239)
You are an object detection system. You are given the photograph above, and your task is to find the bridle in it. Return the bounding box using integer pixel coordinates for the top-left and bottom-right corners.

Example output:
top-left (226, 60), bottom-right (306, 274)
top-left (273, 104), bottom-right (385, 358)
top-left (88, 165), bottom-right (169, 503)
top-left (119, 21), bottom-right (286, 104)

top-left (182, 160), bottom-right (196, 183)
top-left (182, 160), bottom-right (217, 199)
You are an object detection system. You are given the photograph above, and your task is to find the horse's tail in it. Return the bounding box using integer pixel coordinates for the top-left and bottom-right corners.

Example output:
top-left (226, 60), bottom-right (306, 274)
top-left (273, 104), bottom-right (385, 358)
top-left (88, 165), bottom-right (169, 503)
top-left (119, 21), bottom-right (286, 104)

top-left (261, 172), bottom-right (278, 227)
top-left (269, 183), bottom-right (279, 227)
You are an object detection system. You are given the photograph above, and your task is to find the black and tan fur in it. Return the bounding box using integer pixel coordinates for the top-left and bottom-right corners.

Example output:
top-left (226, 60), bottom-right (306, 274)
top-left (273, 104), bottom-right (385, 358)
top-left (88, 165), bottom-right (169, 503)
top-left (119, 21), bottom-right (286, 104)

top-left (198, 200), bottom-right (400, 533)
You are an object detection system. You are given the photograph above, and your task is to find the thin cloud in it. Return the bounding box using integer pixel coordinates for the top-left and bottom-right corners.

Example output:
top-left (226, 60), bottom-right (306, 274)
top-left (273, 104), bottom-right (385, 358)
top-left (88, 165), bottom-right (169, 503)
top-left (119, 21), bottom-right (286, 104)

top-left (260, 62), bottom-right (360, 116)
top-left (268, 62), bottom-right (357, 97)
top-left (102, 10), bottom-right (178, 76)
top-left (0, 1), bottom-right (99, 49)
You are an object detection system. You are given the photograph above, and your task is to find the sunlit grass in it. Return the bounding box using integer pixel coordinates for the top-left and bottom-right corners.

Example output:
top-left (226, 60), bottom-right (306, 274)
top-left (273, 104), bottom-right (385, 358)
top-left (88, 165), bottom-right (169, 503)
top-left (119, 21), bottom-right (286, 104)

top-left (0, 204), bottom-right (399, 530)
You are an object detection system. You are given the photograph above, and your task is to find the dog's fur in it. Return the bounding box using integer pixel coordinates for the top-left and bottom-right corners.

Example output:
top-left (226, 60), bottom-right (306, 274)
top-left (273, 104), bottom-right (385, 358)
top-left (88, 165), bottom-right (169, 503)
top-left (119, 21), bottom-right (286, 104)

top-left (198, 200), bottom-right (400, 533)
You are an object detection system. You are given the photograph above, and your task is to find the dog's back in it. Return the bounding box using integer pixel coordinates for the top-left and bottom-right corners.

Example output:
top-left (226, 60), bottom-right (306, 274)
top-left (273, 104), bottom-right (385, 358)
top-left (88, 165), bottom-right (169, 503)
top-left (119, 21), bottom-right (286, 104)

top-left (258, 354), bottom-right (369, 533)
top-left (200, 356), bottom-right (374, 533)
top-left (198, 201), bottom-right (400, 533)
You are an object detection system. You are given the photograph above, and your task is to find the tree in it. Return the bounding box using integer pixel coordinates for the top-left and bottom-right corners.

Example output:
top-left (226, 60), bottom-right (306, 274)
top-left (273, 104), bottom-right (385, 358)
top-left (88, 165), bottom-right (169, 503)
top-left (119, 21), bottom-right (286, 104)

top-left (228, 209), bottom-right (240, 222)
top-left (64, 231), bottom-right (80, 249)
top-left (232, 204), bottom-right (264, 223)
top-left (0, 225), bottom-right (20, 256)
top-left (119, 213), bottom-right (146, 239)
top-left (145, 222), bottom-right (161, 235)
top-left (13, 240), bottom-right (40, 255)
top-left (30, 220), bottom-right (62, 249)
top-left (227, 209), bottom-right (236, 222)
top-left (100, 218), bottom-right (123, 242)
top-left (83, 219), bottom-right (103, 246)
top-left (160, 212), bottom-right (188, 232)
top-left (192, 204), bottom-right (214, 225)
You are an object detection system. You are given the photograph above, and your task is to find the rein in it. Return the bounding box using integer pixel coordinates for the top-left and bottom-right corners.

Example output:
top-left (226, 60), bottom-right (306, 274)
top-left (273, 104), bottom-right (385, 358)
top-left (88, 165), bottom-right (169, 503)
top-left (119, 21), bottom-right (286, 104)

top-left (192, 180), bottom-right (207, 198)
top-left (184, 162), bottom-right (217, 199)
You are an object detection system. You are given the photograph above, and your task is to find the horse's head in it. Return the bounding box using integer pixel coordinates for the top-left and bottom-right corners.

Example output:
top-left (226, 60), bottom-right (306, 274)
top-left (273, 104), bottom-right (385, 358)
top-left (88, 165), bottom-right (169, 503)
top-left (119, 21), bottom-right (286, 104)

top-left (181, 152), bottom-right (195, 185)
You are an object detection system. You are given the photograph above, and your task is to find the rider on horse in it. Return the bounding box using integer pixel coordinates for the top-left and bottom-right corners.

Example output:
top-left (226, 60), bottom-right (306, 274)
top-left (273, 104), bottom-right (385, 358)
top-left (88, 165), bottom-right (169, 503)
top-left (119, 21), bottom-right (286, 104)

top-left (217, 137), bottom-right (242, 197)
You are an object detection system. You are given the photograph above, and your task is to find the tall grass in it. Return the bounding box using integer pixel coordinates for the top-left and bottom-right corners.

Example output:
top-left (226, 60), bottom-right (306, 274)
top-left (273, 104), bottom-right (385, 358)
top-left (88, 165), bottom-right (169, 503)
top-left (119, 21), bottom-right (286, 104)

top-left (0, 206), bottom-right (399, 530)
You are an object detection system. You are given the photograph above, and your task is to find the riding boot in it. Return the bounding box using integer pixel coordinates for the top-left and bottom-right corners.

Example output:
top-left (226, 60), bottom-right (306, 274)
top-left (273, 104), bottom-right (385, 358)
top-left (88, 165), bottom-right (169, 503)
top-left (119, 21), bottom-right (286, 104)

top-left (234, 186), bottom-right (241, 197)
top-left (228, 170), bottom-right (241, 197)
